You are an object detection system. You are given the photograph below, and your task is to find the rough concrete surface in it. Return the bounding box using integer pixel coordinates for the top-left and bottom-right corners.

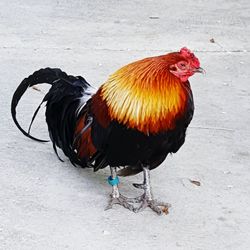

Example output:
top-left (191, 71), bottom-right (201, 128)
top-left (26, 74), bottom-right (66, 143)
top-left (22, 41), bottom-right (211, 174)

top-left (0, 0), bottom-right (250, 249)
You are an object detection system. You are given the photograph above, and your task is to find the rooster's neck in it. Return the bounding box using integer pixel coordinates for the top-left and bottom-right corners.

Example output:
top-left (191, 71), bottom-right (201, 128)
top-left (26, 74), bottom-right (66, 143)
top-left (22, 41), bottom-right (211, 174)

top-left (93, 57), bottom-right (191, 134)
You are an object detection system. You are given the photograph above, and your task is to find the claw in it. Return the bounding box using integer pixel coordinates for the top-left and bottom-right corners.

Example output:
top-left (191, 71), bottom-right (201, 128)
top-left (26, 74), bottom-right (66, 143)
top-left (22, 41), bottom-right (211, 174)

top-left (148, 201), bottom-right (163, 215)
top-left (133, 183), bottom-right (146, 189)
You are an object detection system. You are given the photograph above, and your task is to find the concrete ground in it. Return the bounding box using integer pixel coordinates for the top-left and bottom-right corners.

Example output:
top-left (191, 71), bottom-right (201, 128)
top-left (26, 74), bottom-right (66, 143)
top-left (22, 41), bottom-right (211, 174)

top-left (0, 0), bottom-right (250, 249)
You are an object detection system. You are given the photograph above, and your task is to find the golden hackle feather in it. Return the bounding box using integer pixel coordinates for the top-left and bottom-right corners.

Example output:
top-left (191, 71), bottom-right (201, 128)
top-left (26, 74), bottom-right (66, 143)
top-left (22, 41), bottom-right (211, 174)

top-left (99, 54), bottom-right (189, 134)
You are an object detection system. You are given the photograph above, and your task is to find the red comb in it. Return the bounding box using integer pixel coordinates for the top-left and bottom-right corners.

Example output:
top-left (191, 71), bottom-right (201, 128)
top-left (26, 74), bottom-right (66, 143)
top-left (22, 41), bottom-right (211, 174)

top-left (180, 47), bottom-right (192, 56)
top-left (180, 47), bottom-right (200, 68)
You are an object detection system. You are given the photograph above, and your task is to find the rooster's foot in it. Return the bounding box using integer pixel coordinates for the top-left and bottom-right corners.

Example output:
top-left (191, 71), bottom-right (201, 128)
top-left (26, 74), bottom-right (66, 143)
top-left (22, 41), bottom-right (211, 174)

top-left (133, 197), bottom-right (171, 215)
top-left (105, 195), bottom-right (137, 211)
top-left (106, 166), bottom-right (171, 214)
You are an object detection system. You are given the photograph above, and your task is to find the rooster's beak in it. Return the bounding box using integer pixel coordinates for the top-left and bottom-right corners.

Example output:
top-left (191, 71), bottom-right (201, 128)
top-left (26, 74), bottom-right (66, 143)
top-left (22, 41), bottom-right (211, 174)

top-left (194, 67), bottom-right (205, 74)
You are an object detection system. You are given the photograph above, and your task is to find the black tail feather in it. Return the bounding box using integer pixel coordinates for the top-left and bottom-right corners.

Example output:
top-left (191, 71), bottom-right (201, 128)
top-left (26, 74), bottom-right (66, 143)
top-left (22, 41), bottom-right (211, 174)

top-left (28, 100), bottom-right (43, 135)
top-left (11, 68), bottom-right (68, 142)
top-left (11, 67), bottom-right (94, 167)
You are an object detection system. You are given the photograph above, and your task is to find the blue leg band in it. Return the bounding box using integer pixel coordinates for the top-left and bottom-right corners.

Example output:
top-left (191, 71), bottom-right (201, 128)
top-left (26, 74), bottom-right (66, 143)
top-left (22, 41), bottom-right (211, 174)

top-left (108, 176), bottom-right (120, 186)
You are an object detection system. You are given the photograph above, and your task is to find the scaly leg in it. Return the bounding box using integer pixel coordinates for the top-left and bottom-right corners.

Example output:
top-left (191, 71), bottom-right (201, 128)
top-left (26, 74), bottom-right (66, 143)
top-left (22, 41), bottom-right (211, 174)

top-left (105, 167), bottom-right (136, 211)
top-left (133, 165), bottom-right (171, 215)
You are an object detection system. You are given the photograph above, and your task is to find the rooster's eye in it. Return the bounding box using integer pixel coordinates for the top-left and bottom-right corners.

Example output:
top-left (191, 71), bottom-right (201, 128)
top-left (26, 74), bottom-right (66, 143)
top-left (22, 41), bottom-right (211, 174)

top-left (178, 61), bottom-right (187, 69)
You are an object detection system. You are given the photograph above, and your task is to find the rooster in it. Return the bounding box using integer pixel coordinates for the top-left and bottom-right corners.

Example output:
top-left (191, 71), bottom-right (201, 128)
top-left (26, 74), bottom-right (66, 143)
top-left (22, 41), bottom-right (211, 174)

top-left (11, 47), bottom-right (203, 215)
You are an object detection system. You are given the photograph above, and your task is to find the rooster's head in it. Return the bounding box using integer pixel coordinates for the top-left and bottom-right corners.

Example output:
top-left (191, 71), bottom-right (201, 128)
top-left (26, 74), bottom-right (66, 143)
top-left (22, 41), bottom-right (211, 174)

top-left (169, 47), bottom-right (204, 82)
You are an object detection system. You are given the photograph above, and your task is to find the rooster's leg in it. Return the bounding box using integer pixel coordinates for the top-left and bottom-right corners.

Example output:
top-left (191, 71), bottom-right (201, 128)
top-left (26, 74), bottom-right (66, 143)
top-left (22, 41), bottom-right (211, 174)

top-left (105, 167), bottom-right (136, 211)
top-left (133, 165), bottom-right (171, 215)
